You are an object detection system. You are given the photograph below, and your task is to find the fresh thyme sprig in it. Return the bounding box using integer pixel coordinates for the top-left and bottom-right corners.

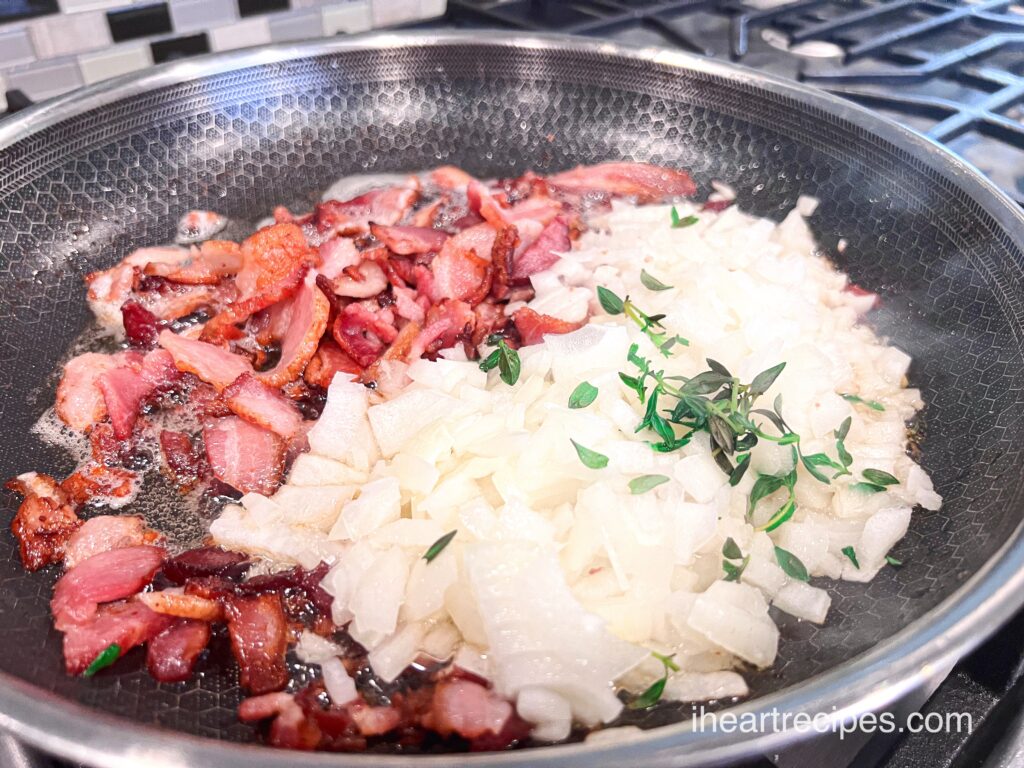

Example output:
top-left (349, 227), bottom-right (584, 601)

top-left (629, 651), bottom-right (680, 709)
top-left (597, 287), bottom-right (689, 357)
top-left (479, 336), bottom-right (521, 386)
top-left (722, 537), bottom-right (750, 582)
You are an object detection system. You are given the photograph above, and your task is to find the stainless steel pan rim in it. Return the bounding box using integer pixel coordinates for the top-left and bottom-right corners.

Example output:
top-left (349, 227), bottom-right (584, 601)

top-left (1, 31), bottom-right (1024, 768)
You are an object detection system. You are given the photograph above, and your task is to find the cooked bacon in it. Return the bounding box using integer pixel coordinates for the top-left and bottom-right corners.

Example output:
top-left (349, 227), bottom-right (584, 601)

top-left (95, 348), bottom-right (181, 439)
top-left (146, 240), bottom-right (242, 285)
top-left (512, 306), bottom-right (585, 346)
top-left (430, 165), bottom-right (474, 191)
top-left (547, 161), bottom-right (696, 201)
top-left (159, 429), bottom-right (206, 491)
top-left (304, 339), bottom-right (362, 387)
top-left (370, 223), bottom-right (448, 255)
top-left (392, 284), bottom-right (426, 324)
top-left (346, 701), bottom-right (402, 736)
top-left (702, 198), bottom-right (733, 213)
top-left (315, 179), bottom-right (420, 237)
top-left (121, 301), bottom-right (162, 347)
top-left (62, 601), bottom-right (172, 676)
top-left (238, 561), bottom-right (333, 617)
top-left (162, 546), bottom-right (251, 584)
top-left (257, 273), bottom-right (331, 388)
top-left (223, 373), bottom-right (304, 439)
top-left (159, 329), bottom-right (253, 390)
top-left (467, 180), bottom-right (513, 228)
top-left (203, 416), bottom-right (284, 495)
top-left (409, 300), bottom-right (475, 360)
top-left (139, 590), bottom-right (223, 622)
top-left (177, 209), bottom-right (227, 243)
top-left (86, 263), bottom-right (136, 318)
top-left (201, 262), bottom-right (308, 344)
top-left (138, 280), bottom-right (236, 322)
top-left (51, 544), bottom-right (165, 630)
top-left (6, 472), bottom-right (80, 571)
top-left (488, 225), bottom-right (518, 299)
top-left (431, 238), bottom-right (493, 305)
top-left (236, 223), bottom-right (317, 301)
top-left (327, 260), bottom-right (388, 299)
top-left (61, 464), bottom-right (137, 506)
top-left (239, 692), bottom-right (322, 750)
top-left (63, 515), bottom-right (151, 570)
top-left (318, 237), bottom-right (361, 281)
top-left (411, 197), bottom-right (446, 228)
top-left (505, 193), bottom-right (563, 226)
top-left (512, 216), bottom-right (570, 280)
top-left (147, 618), bottom-right (211, 682)
top-left (224, 592), bottom-right (289, 694)
top-left (332, 302), bottom-right (399, 369)
top-left (471, 302), bottom-right (507, 348)
top-left (55, 352), bottom-right (122, 432)
top-left (422, 679), bottom-right (513, 740)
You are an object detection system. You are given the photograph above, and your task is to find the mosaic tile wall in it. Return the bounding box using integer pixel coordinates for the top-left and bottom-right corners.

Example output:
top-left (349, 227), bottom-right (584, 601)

top-left (0, 0), bottom-right (447, 111)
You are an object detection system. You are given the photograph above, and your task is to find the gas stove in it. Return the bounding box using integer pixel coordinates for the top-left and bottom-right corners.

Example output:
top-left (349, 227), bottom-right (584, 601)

top-left (4, 2), bottom-right (1024, 767)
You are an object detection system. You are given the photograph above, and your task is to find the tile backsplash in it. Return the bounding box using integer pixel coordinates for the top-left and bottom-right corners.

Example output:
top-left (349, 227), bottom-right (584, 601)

top-left (0, 0), bottom-right (447, 112)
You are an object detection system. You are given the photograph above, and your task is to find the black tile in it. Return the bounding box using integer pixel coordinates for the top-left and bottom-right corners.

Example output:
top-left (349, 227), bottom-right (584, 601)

top-left (237, 0), bottom-right (289, 17)
top-left (150, 33), bottom-right (210, 64)
top-left (0, 0), bottom-right (57, 23)
top-left (107, 2), bottom-right (172, 42)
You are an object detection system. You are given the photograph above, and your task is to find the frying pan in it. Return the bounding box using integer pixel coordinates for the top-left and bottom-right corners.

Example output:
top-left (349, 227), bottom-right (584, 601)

top-left (1, 32), bottom-right (1024, 768)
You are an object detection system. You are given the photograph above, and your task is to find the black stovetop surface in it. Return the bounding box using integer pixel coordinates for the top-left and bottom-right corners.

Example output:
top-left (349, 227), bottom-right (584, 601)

top-left (8, 2), bottom-right (1024, 767)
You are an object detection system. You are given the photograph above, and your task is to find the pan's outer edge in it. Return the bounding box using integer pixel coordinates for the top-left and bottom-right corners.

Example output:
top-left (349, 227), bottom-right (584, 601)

top-left (1, 30), bottom-right (1024, 768)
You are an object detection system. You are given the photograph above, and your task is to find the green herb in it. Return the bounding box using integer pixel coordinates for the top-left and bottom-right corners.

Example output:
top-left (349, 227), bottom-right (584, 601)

top-left (729, 453), bottom-right (750, 486)
top-left (652, 651), bottom-right (681, 672)
top-left (748, 474), bottom-right (786, 518)
top-left (479, 339), bottom-right (521, 386)
top-left (571, 439), bottom-right (608, 470)
top-left (885, 555), bottom-right (903, 567)
top-left (841, 393), bottom-right (885, 411)
top-left (862, 469), bottom-right (899, 486)
top-left (629, 652), bottom-right (679, 710)
top-left (841, 546), bottom-right (860, 569)
top-left (424, 530), bottom-right (457, 563)
top-left (568, 381), bottom-right (599, 409)
top-left (851, 482), bottom-right (885, 494)
top-left (597, 285), bottom-right (625, 315)
top-left (629, 474), bottom-right (670, 495)
top-left (774, 546), bottom-right (809, 582)
top-left (722, 537), bottom-right (751, 582)
top-left (670, 206), bottom-right (699, 229)
top-left (83, 643), bottom-right (121, 677)
top-left (640, 269), bottom-right (673, 291)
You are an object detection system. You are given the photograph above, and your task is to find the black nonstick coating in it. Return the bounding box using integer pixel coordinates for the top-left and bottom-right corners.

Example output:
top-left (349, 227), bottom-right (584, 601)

top-left (1, 37), bottom-right (1023, 751)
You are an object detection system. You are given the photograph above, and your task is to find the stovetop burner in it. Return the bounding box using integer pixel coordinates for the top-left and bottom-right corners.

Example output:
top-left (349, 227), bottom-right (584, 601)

top-left (7, 2), bottom-right (1024, 767)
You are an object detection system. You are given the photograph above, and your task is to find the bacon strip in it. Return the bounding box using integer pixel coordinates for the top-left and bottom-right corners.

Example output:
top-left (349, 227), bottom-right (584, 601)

top-left (257, 273), bottom-right (331, 388)
top-left (159, 429), bottom-right (206, 491)
top-left (62, 601), bottom-right (172, 676)
top-left (51, 545), bottom-right (165, 630)
top-left (224, 592), bottom-right (289, 694)
top-left (314, 179), bottom-right (419, 237)
top-left (370, 223), bottom-right (448, 255)
top-left (158, 329), bottom-right (253, 391)
top-left (55, 352), bottom-right (121, 432)
top-left (139, 591), bottom-right (223, 622)
top-left (63, 515), bottom-right (150, 570)
top-left (6, 473), bottom-right (80, 571)
top-left (145, 240), bottom-right (242, 285)
top-left (512, 306), bottom-right (585, 345)
top-left (547, 161), bottom-right (697, 201)
top-left (147, 619), bottom-right (211, 682)
top-left (512, 216), bottom-right (570, 281)
top-left (223, 373), bottom-right (304, 439)
top-left (203, 416), bottom-right (284, 495)
top-left (162, 546), bottom-right (251, 584)
top-left (236, 223), bottom-right (317, 302)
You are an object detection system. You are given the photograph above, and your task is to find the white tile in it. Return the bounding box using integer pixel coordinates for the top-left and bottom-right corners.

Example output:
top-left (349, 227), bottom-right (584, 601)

top-left (169, 0), bottom-right (237, 35)
top-left (29, 11), bottom-right (111, 59)
top-left (0, 26), bottom-right (36, 68)
top-left (371, 0), bottom-right (426, 27)
top-left (57, 0), bottom-right (129, 11)
top-left (78, 43), bottom-right (152, 85)
top-left (208, 17), bottom-right (272, 52)
top-left (322, 1), bottom-right (372, 35)
top-left (5, 57), bottom-right (84, 101)
top-left (420, 0), bottom-right (447, 17)
top-left (268, 10), bottom-right (324, 42)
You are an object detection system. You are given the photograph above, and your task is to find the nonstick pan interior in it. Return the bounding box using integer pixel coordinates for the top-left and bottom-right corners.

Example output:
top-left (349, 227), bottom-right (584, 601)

top-left (1, 34), bottom-right (1024, 765)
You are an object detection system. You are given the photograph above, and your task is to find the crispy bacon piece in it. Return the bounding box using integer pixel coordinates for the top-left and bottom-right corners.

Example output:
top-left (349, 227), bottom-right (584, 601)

top-left (139, 590), bottom-right (224, 622)
top-left (203, 416), bottom-right (285, 495)
top-left (55, 352), bottom-right (122, 432)
top-left (430, 239), bottom-right (493, 305)
top-left (412, 197), bottom-right (446, 228)
top-left (327, 260), bottom-right (388, 299)
top-left (512, 216), bottom-right (570, 281)
top-left (429, 165), bottom-right (474, 191)
top-left (346, 702), bottom-right (402, 736)
top-left (224, 592), bottom-right (289, 694)
top-left (318, 237), bottom-right (361, 281)
top-left (159, 429), bottom-right (206, 491)
top-left (409, 300), bottom-right (475, 360)
top-left (547, 161), bottom-right (696, 201)
top-left (239, 692), bottom-right (322, 750)
top-left (421, 679), bottom-right (513, 740)
top-left (147, 618), bottom-right (211, 682)
top-left (467, 180), bottom-right (513, 228)
top-left (489, 225), bottom-right (518, 300)
top-left (6, 473), bottom-right (81, 571)
top-left (201, 263), bottom-right (308, 344)
top-left (121, 301), bottom-right (162, 348)
top-left (176, 210), bottom-right (227, 244)
top-left (512, 306), bottom-right (585, 346)
top-left (314, 179), bottom-right (419, 237)
top-left (304, 339), bottom-right (362, 388)
top-left (61, 464), bottom-right (136, 506)
top-left (137, 279), bottom-right (236, 323)
top-left (51, 544), bottom-right (165, 630)
top-left (62, 601), bottom-right (172, 676)
top-left (94, 348), bottom-right (181, 439)
top-left (370, 223), bottom-right (448, 255)
top-left (702, 198), bottom-right (733, 213)
top-left (332, 303), bottom-right (398, 369)
top-left (392, 284), bottom-right (426, 324)
top-left (63, 515), bottom-right (151, 570)
top-left (159, 329), bottom-right (253, 391)
top-left (505, 193), bottom-right (563, 226)
top-left (146, 240), bottom-right (242, 285)
top-left (236, 223), bottom-right (317, 302)
top-left (223, 373), bottom-right (304, 439)
top-left (162, 546), bottom-right (251, 584)
top-left (257, 274), bottom-right (331, 388)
